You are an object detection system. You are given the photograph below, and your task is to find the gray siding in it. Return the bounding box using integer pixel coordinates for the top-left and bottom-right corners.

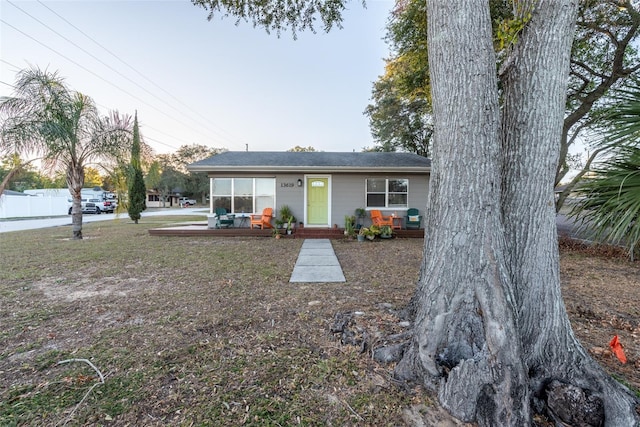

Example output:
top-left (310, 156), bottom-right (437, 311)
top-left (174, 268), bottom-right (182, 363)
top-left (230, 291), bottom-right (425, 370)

top-left (275, 174), bottom-right (305, 223)
top-left (207, 171), bottom-right (429, 227)
top-left (329, 173), bottom-right (429, 227)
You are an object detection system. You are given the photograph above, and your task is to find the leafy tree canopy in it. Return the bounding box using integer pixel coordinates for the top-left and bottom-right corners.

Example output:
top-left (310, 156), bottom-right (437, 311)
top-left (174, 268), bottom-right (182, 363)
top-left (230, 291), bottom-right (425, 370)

top-left (146, 144), bottom-right (224, 203)
top-left (83, 167), bottom-right (103, 188)
top-left (287, 145), bottom-right (317, 152)
top-left (0, 155), bottom-right (55, 192)
top-left (363, 0), bottom-right (514, 156)
top-left (364, 0), bottom-right (640, 210)
top-left (191, 0), bottom-right (350, 37)
top-left (172, 144), bottom-right (224, 174)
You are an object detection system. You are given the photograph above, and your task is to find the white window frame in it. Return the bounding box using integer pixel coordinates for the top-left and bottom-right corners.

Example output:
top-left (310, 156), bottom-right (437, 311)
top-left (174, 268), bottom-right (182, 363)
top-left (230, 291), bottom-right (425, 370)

top-left (365, 178), bottom-right (409, 208)
top-left (209, 177), bottom-right (275, 214)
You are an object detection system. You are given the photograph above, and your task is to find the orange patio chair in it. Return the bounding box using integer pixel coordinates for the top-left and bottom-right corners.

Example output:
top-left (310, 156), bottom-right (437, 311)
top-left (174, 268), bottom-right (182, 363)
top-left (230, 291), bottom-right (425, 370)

top-left (370, 210), bottom-right (393, 227)
top-left (250, 207), bottom-right (274, 229)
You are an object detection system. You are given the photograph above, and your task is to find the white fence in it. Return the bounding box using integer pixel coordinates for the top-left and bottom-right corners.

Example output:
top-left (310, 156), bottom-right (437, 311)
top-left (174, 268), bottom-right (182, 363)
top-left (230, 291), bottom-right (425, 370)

top-left (0, 194), bottom-right (68, 218)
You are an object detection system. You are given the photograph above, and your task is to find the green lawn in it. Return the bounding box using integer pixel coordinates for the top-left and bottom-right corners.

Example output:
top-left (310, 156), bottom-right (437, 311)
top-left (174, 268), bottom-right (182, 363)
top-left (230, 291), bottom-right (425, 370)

top-left (0, 216), bottom-right (427, 426)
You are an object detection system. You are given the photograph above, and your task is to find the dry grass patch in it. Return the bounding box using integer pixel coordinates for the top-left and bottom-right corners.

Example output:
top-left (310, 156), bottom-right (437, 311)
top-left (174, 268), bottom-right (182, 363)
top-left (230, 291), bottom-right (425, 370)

top-left (0, 219), bottom-right (638, 426)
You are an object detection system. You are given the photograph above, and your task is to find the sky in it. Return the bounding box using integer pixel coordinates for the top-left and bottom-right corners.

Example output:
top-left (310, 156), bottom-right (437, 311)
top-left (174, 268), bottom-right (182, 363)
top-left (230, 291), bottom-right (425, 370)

top-left (0, 0), bottom-right (394, 155)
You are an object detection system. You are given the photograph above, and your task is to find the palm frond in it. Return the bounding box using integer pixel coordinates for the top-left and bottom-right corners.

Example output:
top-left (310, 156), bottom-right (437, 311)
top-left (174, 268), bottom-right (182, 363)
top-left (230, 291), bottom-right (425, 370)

top-left (592, 80), bottom-right (640, 150)
top-left (570, 145), bottom-right (640, 257)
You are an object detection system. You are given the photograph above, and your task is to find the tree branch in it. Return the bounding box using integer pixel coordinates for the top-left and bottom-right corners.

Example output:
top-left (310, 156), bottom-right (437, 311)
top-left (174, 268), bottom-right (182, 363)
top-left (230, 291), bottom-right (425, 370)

top-left (55, 358), bottom-right (105, 426)
top-left (0, 157), bottom-right (40, 198)
top-left (556, 147), bottom-right (605, 211)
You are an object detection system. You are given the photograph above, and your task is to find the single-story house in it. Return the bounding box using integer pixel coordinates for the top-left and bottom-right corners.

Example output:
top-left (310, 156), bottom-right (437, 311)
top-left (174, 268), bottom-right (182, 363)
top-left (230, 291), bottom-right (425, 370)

top-left (146, 190), bottom-right (183, 208)
top-left (187, 151), bottom-right (431, 228)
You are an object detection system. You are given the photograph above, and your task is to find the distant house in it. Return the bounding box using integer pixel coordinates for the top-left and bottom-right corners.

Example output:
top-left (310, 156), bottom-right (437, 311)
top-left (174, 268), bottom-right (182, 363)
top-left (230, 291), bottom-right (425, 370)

top-left (146, 190), bottom-right (181, 208)
top-left (187, 151), bottom-right (431, 228)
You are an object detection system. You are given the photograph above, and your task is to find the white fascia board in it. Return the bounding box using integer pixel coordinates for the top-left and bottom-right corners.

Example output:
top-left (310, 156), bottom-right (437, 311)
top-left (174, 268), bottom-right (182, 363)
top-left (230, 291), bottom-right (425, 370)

top-left (188, 166), bottom-right (431, 174)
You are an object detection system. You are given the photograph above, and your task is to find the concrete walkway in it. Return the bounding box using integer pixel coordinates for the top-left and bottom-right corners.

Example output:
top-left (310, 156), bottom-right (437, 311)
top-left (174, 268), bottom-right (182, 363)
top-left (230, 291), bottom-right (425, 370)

top-left (289, 239), bottom-right (346, 283)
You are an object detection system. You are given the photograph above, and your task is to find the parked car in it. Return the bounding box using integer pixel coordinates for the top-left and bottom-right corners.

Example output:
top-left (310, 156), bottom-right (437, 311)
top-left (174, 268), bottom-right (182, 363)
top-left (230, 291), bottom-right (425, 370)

top-left (101, 199), bottom-right (116, 213)
top-left (178, 197), bottom-right (197, 207)
top-left (88, 198), bottom-right (108, 213)
top-left (84, 199), bottom-right (103, 214)
top-left (67, 198), bottom-right (103, 215)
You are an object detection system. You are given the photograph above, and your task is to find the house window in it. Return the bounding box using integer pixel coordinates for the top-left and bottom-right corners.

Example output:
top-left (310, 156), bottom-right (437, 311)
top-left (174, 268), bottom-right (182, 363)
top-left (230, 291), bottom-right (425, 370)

top-left (211, 178), bottom-right (275, 213)
top-left (366, 178), bottom-right (408, 208)
top-left (255, 178), bottom-right (274, 213)
top-left (212, 178), bottom-right (232, 211)
top-left (234, 178), bottom-right (253, 213)
top-left (148, 194), bottom-right (159, 202)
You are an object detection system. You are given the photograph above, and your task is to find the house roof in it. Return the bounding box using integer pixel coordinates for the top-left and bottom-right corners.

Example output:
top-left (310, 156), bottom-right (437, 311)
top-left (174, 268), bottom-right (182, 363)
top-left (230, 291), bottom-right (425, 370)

top-left (188, 151), bottom-right (431, 174)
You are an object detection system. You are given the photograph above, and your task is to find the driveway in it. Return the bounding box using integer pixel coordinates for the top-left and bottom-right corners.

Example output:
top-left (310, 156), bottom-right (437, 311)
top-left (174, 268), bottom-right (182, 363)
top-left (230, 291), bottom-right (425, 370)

top-left (556, 212), bottom-right (581, 238)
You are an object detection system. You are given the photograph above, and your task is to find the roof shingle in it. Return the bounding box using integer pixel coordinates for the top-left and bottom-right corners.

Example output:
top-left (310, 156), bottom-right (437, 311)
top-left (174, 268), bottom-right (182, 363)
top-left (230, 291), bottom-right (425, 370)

top-left (188, 151), bottom-right (431, 172)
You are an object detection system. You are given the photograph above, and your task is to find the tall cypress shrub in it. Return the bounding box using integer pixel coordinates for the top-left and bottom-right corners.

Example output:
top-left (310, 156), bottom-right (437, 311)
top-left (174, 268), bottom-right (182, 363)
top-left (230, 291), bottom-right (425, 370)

top-left (128, 112), bottom-right (146, 224)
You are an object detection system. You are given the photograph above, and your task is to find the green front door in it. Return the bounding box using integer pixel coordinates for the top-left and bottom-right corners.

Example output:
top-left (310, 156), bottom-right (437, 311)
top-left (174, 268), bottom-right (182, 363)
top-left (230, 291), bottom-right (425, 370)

top-left (307, 177), bottom-right (329, 225)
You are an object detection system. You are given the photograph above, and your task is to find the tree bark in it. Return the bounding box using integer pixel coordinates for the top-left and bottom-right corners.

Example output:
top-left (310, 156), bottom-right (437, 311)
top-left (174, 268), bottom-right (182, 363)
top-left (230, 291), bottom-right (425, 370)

top-left (0, 158), bottom-right (39, 197)
top-left (67, 164), bottom-right (85, 240)
top-left (0, 167), bottom-right (23, 198)
top-left (395, 1), bottom-right (529, 424)
top-left (397, 1), bottom-right (639, 425)
top-left (501, 1), bottom-right (640, 425)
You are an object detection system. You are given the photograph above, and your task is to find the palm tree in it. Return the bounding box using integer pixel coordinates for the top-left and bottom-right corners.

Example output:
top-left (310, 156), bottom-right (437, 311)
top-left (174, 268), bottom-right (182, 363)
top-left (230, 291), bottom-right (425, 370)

top-left (571, 82), bottom-right (640, 259)
top-left (0, 68), bottom-right (131, 239)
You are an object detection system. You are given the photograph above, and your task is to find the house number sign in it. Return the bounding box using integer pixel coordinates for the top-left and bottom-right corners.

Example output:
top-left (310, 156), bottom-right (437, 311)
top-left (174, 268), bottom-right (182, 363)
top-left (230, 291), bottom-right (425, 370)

top-left (280, 182), bottom-right (295, 188)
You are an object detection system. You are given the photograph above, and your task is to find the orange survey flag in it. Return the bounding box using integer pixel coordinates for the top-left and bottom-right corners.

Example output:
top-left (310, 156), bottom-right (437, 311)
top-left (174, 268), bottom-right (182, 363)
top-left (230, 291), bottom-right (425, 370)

top-left (609, 335), bottom-right (627, 364)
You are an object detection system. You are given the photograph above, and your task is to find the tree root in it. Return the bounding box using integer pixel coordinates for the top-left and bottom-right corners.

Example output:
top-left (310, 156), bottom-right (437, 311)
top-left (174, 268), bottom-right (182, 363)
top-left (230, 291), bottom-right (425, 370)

top-left (543, 380), bottom-right (604, 427)
top-left (331, 309), bottom-right (640, 426)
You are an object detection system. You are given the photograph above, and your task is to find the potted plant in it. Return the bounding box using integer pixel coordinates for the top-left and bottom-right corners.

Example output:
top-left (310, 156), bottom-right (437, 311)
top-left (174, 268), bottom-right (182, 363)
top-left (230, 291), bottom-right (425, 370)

top-left (279, 205), bottom-right (296, 234)
top-left (279, 204), bottom-right (293, 220)
top-left (380, 225), bottom-right (393, 239)
top-left (360, 226), bottom-right (380, 241)
top-left (357, 227), bottom-right (367, 242)
top-left (344, 215), bottom-right (356, 238)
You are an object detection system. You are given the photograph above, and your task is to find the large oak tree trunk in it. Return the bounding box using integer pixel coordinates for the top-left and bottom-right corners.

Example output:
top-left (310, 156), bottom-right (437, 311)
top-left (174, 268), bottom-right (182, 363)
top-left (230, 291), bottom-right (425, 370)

top-left (395, 1), bottom-right (529, 424)
top-left (501, 1), bottom-right (640, 425)
top-left (396, 0), bottom-right (639, 425)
